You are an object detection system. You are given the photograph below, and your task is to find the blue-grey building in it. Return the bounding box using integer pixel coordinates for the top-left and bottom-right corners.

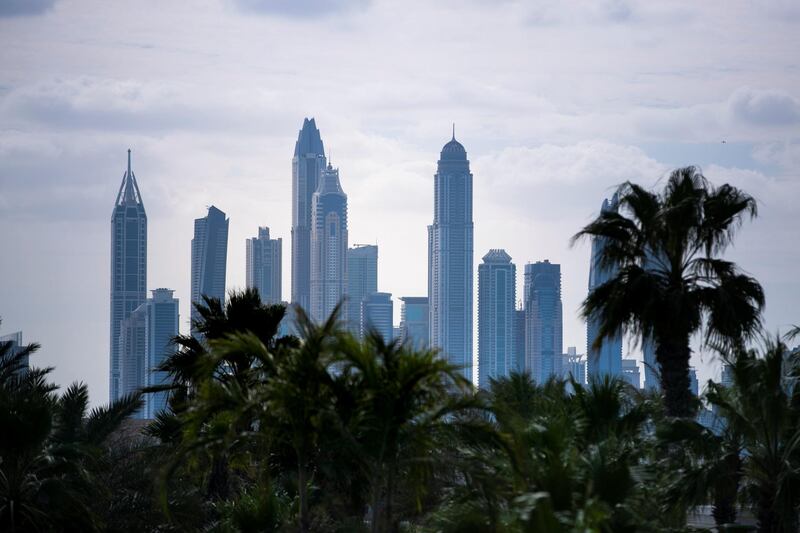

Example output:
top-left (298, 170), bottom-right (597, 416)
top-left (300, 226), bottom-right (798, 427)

top-left (119, 288), bottom-right (179, 419)
top-left (622, 358), bottom-right (641, 389)
top-left (143, 288), bottom-right (179, 419)
top-left (428, 131), bottom-right (474, 381)
top-left (347, 244), bottom-right (378, 336)
top-left (643, 338), bottom-right (659, 390)
top-left (478, 249), bottom-right (516, 389)
top-left (586, 194), bottom-right (624, 381)
top-left (0, 330), bottom-right (27, 375)
top-left (513, 307), bottom-right (526, 373)
top-left (400, 296), bottom-right (429, 349)
top-left (119, 306), bottom-right (146, 416)
top-left (524, 260), bottom-right (563, 383)
top-left (246, 226), bottom-right (282, 305)
top-left (310, 164), bottom-right (348, 323)
top-left (110, 149), bottom-right (147, 401)
top-left (191, 206), bottom-right (229, 330)
top-left (292, 118), bottom-right (327, 313)
top-left (361, 292), bottom-right (393, 343)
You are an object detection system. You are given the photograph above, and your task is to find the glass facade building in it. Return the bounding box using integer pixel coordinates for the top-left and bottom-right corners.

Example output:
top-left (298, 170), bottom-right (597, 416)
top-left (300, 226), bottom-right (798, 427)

top-left (477, 249), bottom-right (516, 389)
top-left (524, 260), bottom-right (563, 384)
top-left (586, 194), bottom-right (623, 381)
top-left (246, 226), bottom-right (282, 305)
top-left (110, 149), bottom-right (147, 401)
top-left (361, 292), bottom-right (393, 343)
top-left (400, 296), bottom-right (429, 349)
top-left (310, 164), bottom-right (348, 323)
top-left (346, 244), bottom-right (378, 336)
top-left (191, 206), bottom-right (229, 331)
top-left (292, 118), bottom-right (326, 313)
top-left (428, 132), bottom-right (474, 381)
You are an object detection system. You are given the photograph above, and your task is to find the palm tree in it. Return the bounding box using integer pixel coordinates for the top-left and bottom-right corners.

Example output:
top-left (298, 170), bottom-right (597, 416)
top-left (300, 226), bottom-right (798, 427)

top-left (0, 338), bottom-right (142, 532)
top-left (706, 337), bottom-right (800, 532)
top-left (336, 329), bottom-right (478, 533)
top-left (572, 167), bottom-right (764, 417)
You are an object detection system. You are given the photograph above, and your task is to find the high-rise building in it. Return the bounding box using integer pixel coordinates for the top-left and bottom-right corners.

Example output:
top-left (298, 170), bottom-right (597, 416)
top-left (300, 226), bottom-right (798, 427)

top-left (361, 292), bottom-right (393, 343)
top-left (512, 307), bottom-right (526, 373)
top-left (110, 149), bottom-right (147, 401)
top-left (428, 131), bottom-right (474, 381)
top-left (119, 288), bottom-right (179, 419)
top-left (399, 296), bottom-right (429, 349)
top-left (143, 289), bottom-right (179, 419)
top-left (622, 358), bottom-right (641, 389)
top-left (0, 330), bottom-right (28, 374)
top-left (292, 118), bottom-right (327, 313)
top-left (310, 164), bottom-right (348, 323)
top-left (246, 227), bottom-right (282, 305)
top-left (586, 194), bottom-right (623, 382)
top-left (119, 306), bottom-right (146, 416)
top-left (689, 367), bottom-right (699, 397)
top-left (191, 206), bottom-right (229, 331)
top-left (346, 244), bottom-right (378, 336)
top-left (643, 338), bottom-right (659, 390)
top-left (562, 346), bottom-right (587, 385)
top-left (477, 249), bottom-right (516, 389)
top-left (524, 260), bottom-right (563, 384)
top-left (721, 363), bottom-right (734, 387)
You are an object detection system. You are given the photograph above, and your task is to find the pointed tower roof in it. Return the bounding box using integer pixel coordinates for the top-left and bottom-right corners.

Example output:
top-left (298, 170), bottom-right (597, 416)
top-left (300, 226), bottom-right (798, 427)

top-left (294, 117), bottom-right (325, 158)
top-left (115, 149), bottom-right (144, 207)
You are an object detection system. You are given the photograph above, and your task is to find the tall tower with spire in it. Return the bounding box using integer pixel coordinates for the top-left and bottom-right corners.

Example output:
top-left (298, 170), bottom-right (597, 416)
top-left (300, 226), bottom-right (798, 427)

top-left (110, 149), bottom-right (147, 402)
top-left (292, 118), bottom-right (327, 313)
top-left (428, 129), bottom-right (474, 381)
top-left (310, 163), bottom-right (348, 323)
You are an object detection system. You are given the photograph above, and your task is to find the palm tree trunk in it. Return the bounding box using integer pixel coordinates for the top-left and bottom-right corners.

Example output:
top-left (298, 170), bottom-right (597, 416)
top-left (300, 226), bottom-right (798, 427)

top-left (656, 338), bottom-right (694, 417)
top-left (297, 457), bottom-right (310, 532)
top-left (206, 453), bottom-right (229, 500)
top-left (712, 452), bottom-right (741, 526)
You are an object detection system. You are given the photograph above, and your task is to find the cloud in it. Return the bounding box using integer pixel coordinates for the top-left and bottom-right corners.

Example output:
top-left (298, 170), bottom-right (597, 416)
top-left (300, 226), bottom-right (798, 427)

top-left (0, 0), bottom-right (56, 17)
top-left (0, 78), bottom-right (294, 134)
top-left (230, 0), bottom-right (369, 17)
top-left (728, 87), bottom-right (800, 126)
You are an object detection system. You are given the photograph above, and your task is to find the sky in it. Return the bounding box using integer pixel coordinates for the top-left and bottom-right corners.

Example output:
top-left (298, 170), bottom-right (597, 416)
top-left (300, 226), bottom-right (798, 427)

top-left (1, 0), bottom-right (798, 405)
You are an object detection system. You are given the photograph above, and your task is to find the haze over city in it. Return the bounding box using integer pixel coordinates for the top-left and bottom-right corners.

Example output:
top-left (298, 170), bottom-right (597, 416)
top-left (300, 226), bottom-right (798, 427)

top-left (1, 0), bottom-right (799, 405)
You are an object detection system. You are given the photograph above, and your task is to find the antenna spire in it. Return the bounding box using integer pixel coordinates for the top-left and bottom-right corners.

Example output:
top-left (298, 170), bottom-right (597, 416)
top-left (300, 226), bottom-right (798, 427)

top-left (452, 123), bottom-right (455, 141)
top-left (127, 149), bottom-right (131, 175)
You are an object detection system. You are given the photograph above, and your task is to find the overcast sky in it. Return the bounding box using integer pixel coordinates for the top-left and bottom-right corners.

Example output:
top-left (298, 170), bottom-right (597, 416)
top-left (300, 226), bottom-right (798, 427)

top-left (1, 0), bottom-right (798, 405)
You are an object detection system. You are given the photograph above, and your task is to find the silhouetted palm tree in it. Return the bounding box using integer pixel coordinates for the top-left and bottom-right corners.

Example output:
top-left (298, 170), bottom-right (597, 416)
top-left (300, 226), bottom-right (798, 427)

top-left (0, 339), bottom-right (141, 532)
top-left (573, 167), bottom-right (764, 417)
top-left (706, 337), bottom-right (800, 532)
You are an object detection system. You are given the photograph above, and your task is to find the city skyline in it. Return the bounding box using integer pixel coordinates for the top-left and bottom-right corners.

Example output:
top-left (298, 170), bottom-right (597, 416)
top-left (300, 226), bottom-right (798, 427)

top-left (2, 1), bottom-right (798, 406)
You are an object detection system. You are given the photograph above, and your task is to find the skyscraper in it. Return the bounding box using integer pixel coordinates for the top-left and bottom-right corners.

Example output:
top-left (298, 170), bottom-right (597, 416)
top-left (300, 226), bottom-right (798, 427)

top-left (361, 292), bottom-right (393, 342)
top-left (119, 306), bottom-right (146, 416)
top-left (110, 149), bottom-right (147, 401)
top-left (292, 118), bottom-right (327, 313)
top-left (0, 330), bottom-right (28, 375)
top-left (246, 227), bottom-right (282, 305)
top-left (586, 194), bottom-right (624, 381)
top-left (512, 307), bottom-right (526, 373)
top-left (477, 249), bottom-right (516, 389)
top-left (191, 206), bottom-right (229, 330)
top-left (562, 346), bottom-right (587, 385)
top-left (622, 358), bottom-right (641, 389)
top-left (347, 244), bottom-right (378, 336)
top-left (399, 296), bottom-right (429, 349)
top-left (310, 164), bottom-right (348, 323)
top-left (143, 288), bottom-right (179, 419)
top-left (524, 260), bottom-right (563, 383)
top-left (428, 130), bottom-right (474, 381)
